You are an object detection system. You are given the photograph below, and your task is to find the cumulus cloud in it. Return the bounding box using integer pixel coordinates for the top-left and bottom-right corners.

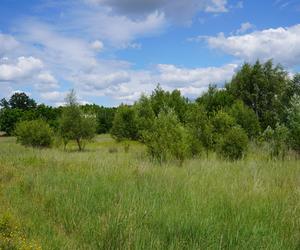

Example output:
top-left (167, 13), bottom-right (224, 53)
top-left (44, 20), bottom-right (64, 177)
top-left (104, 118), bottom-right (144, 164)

top-left (201, 24), bottom-right (300, 67)
top-left (0, 56), bottom-right (43, 81)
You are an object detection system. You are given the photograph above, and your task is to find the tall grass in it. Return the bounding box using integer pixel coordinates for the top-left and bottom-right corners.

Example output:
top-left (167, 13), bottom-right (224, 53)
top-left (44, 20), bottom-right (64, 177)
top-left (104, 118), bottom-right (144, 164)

top-left (0, 135), bottom-right (299, 249)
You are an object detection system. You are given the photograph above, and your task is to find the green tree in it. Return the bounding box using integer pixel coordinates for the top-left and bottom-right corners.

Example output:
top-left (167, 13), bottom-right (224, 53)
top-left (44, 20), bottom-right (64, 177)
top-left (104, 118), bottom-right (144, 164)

top-left (59, 90), bottom-right (97, 151)
top-left (184, 103), bottom-right (213, 156)
top-left (217, 126), bottom-right (248, 161)
top-left (111, 104), bottom-right (138, 141)
top-left (262, 124), bottom-right (289, 160)
top-left (134, 95), bottom-right (155, 140)
top-left (15, 119), bottom-right (53, 147)
top-left (287, 95), bottom-right (300, 153)
top-left (196, 85), bottom-right (234, 114)
top-left (227, 60), bottom-right (290, 129)
top-left (229, 100), bottom-right (261, 139)
top-left (143, 109), bottom-right (190, 165)
top-left (0, 108), bottom-right (23, 135)
top-left (8, 92), bottom-right (37, 110)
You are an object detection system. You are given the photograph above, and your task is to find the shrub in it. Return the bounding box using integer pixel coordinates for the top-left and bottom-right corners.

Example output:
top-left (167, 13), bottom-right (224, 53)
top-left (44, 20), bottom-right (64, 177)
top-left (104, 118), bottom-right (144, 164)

top-left (15, 119), bottom-right (53, 147)
top-left (262, 124), bottom-right (289, 159)
top-left (143, 109), bottom-right (190, 165)
top-left (217, 126), bottom-right (248, 161)
top-left (287, 95), bottom-right (300, 153)
top-left (111, 104), bottom-right (138, 142)
top-left (229, 100), bottom-right (261, 139)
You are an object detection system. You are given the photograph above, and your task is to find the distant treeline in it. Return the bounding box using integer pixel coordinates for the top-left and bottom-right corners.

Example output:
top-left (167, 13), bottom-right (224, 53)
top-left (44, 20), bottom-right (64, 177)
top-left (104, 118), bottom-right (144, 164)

top-left (0, 93), bottom-right (116, 135)
top-left (1, 60), bottom-right (300, 161)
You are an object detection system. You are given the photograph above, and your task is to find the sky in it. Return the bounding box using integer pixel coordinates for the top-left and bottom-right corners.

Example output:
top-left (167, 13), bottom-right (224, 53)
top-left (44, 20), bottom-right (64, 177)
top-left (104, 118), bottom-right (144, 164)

top-left (0, 0), bottom-right (300, 106)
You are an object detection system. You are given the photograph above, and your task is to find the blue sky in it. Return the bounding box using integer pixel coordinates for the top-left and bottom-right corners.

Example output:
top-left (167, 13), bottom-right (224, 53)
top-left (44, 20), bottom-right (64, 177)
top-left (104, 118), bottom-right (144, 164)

top-left (0, 0), bottom-right (300, 106)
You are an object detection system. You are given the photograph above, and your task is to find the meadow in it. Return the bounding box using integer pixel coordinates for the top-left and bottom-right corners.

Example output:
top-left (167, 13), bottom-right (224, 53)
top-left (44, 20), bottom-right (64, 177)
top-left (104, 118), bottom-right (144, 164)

top-left (0, 135), bottom-right (299, 249)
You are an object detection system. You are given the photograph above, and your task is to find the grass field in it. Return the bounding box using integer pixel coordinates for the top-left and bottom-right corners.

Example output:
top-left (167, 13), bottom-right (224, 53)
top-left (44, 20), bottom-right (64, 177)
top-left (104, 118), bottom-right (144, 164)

top-left (0, 135), bottom-right (300, 249)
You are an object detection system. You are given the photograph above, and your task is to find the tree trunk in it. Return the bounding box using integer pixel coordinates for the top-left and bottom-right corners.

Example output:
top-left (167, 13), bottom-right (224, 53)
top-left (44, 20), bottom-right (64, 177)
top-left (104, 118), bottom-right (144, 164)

top-left (76, 138), bottom-right (82, 151)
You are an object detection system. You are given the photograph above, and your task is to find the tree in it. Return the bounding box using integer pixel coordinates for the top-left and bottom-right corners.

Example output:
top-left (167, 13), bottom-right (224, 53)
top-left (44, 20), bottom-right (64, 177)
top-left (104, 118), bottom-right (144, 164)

top-left (143, 109), bottom-right (190, 164)
top-left (196, 85), bottom-right (234, 114)
top-left (227, 60), bottom-right (290, 129)
top-left (217, 126), bottom-right (248, 161)
top-left (184, 103), bottom-right (213, 156)
top-left (262, 124), bottom-right (289, 160)
top-left (0, 108), bottom-right (23, 135)
top-left (111, 104), bottom-right (138, 141)
top-left (15, 119), bottom-right (53, 148)
top-left (287, 95), bottom-right (300, 153)
top-left (59, 90), bottom-right (97, 151)
top-left (8, 92), bottom-right (37, 110)
top-left (229, 100), bottom-right (261, 139)
top-left (134, 95), bottom-right (155, 140)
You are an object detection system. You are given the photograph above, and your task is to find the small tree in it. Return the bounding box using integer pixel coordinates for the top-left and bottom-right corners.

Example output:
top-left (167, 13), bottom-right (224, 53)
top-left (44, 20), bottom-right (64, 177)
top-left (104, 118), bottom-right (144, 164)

top-left (262, 124), bottom-right (289, 159)
top-left (15, 119), bottom-right (53, 147)
top-left (287, 95), bottom-right (300, 153)
top-left (111, 104), bottom-right (138, 141)
top-left (229, 100), bottom-right (261, 139)
top-left (143, 109), bottom-right (190, 165)
top-left (59, 90), bottom-right (97, 151)
top-left (217, 126), bottom-right (248, 161)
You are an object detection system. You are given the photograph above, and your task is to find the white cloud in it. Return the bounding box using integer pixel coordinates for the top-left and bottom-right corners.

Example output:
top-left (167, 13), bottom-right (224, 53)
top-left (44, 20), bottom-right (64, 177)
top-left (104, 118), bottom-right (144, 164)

top-left (0, 56), bottom-right (43, 81)
top-left (201, 24), bottom-right (300, 67)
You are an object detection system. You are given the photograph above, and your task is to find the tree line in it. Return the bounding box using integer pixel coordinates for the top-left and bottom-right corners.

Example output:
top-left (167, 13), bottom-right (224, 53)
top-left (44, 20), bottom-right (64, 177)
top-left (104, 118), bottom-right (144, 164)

top-left (1, 60), bottom-right (300, 162)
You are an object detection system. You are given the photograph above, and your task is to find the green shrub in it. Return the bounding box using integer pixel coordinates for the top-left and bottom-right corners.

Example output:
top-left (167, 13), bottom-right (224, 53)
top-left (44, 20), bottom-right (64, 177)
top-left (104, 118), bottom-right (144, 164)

top-left (287, 95), bottom-right (300, 153)
top-left (217, 126), bottom-right (248, 160)
top-left (229, 100), bottom-right (261, 139)
top-left (111, 104), bottom-right (138, 142)
top-left (15, 119), bottom-right (53, 147)
top-left (143, 109), bottom-right (190, 165)
top-left (262, 124), bottom-right (289, 159)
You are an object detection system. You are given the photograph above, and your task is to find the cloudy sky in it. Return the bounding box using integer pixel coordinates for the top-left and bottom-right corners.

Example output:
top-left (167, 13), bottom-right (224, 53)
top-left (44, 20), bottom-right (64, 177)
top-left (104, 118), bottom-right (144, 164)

top-left (0, 0), bottom-right (300, 106)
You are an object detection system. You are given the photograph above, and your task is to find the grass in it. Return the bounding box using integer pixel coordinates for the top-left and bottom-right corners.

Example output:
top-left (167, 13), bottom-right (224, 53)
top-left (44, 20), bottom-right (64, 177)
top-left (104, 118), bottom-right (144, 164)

top-left (0, 134), bottom-right (300, 249)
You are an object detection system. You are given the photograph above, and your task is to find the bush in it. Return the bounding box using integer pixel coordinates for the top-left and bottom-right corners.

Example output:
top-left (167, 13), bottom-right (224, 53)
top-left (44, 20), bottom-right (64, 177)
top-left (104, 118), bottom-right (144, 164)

top-left (111, 104), bottom-right (138, 142)
top-left (287, 95), bottom-right (300, 153)
top-left (217, 126), bottom-right (248, 161)
top-left (229, 100), bottom-right (261, 139)
top-left (262, 124), bottom-right (289, 159)
top-left (143, 109), bottom-right (190, 165)
top-left (15, 119), bottom-right (53, 147)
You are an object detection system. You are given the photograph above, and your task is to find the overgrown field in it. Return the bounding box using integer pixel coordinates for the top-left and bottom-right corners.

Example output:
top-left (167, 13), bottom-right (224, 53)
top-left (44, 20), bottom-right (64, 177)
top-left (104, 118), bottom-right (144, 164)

top-left (0, 135), bottom-right (299, 249)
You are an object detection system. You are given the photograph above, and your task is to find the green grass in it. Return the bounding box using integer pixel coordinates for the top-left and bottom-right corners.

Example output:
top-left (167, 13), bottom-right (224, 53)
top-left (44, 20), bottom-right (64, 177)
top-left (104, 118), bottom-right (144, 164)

top-left (0, 135), bottom-right (300, 249)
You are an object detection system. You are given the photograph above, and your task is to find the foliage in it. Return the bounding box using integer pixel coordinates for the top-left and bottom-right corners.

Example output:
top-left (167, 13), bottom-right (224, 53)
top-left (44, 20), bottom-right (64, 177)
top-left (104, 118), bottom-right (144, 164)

top-left (2, 92), bottom-right (37, 110)
top-left (217, 126), bottom-right (248, 160)
top-left (143, 109), bottom-right (190, 164)
top-left (229, 100), bottom-right (261, 138)
top-left (227, 60), bottom-right (291, 129)
top-left (111, 104), bottom-right (138, 141)
top-left (262, 124), bottom-right (289, 159)
top-left (59, 90), bottom-right (97, 150)
top-left (0, 108), bottom-right (23, 135)
top-left (184, 103), bottom-right (212, 155)
top-left (196, 85), bottom-right (234, 114)
top-left (150, 85), bottom-right (188, 122)
top-left (287, 95), bottom-right (300, 152)
top-left (15, 119), bottom-right (54, 148)
top-left (134, 95), bottom-right (155, 140)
